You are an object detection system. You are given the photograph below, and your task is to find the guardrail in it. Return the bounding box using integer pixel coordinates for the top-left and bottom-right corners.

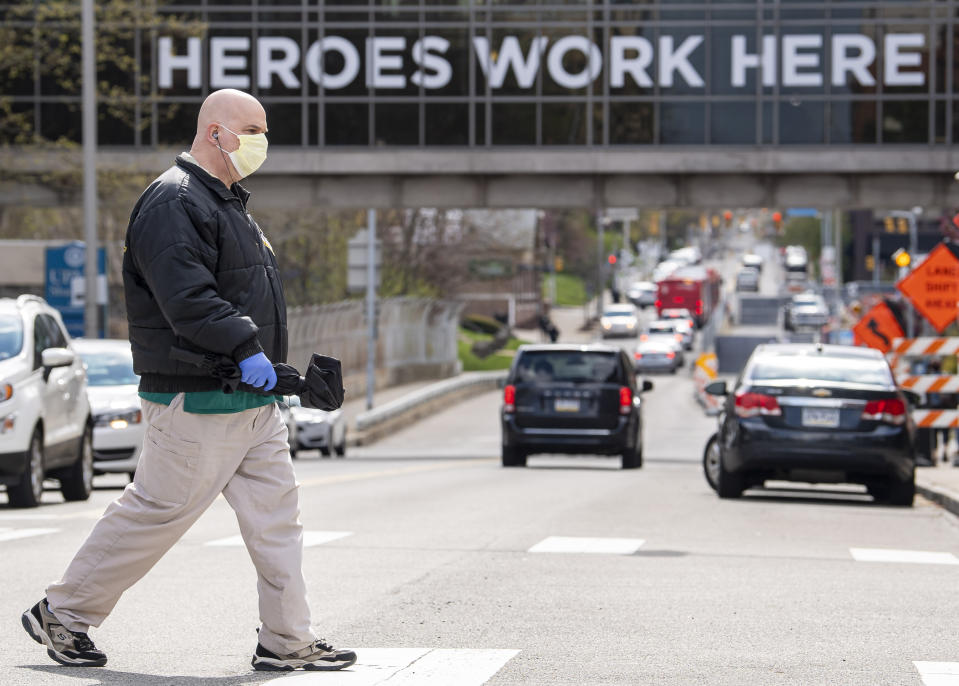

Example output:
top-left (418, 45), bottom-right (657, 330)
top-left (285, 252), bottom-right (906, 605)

top-left (351, 370), bottom-right (508, 445)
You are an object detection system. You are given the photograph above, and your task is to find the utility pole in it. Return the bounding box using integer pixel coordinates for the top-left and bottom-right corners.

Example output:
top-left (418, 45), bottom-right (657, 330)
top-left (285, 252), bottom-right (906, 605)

top-left (596, 211), bottom-right (606, 320)
top-left (81, 0), bottom-right (98, 337)
top-left (366, 209), bottom-right (376, 411)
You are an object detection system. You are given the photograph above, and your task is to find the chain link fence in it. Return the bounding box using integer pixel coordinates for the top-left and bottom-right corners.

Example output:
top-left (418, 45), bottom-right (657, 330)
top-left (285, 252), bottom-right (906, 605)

top-left (287, 298), bottom-right (464, 393)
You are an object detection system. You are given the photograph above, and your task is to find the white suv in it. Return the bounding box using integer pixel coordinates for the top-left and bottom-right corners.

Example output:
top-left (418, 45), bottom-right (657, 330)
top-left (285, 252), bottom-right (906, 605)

top-left (0, 295), bottom-right (93, 507)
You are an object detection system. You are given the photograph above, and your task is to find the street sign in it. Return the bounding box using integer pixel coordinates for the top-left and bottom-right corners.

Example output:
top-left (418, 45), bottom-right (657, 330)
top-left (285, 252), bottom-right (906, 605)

top-left (44, 242), bottom-right (106, 338)
top-left (853, 301), bottom-right (904, 353)
top-left (895, 243), bottom-right (959, 333)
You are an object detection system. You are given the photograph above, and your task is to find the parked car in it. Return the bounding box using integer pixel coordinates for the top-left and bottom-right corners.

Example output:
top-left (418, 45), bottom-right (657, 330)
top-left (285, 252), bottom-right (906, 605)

top-left (626, 281), bottom-right (657, 309)
top-left (0, 295), bottom-right (93, 507)
top-left (277, 399), bottom-right (299, 458)
top-left (704, 343), bottom-right (916, 505)
top-left (634, 339), bottom-right (683, 375)
top-left (288, 395), bottom-right (347, 457)
top-left (735, 267), bottom-right (760, 293)
top-left (784, 292), bottom-right (829, 330)
top-left (72, 338), bottom-right (143, 481)
top-left (599, 304), bottom-right (640, 339)
top-left (501, 345), bottom-right (653, 469)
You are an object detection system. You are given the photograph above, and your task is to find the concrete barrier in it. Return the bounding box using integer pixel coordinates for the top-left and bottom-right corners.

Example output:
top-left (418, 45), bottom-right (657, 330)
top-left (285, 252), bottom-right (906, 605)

top-left (351, 370), bottom-right (507, 446)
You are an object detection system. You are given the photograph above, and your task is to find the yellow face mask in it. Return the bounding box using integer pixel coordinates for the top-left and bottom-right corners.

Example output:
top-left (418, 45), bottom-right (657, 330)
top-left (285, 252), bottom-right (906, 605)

top-left (218, 124), bottom-right (268, 178)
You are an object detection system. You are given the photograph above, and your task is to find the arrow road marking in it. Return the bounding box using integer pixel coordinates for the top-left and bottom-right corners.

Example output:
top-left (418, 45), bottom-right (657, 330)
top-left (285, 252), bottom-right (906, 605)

top-left (914, 661), bottom-right (959, 685)
top-left (206, 531), bottom-right (352, 547)
top-left (850, 548), bottom-right (959, 565)
top-left (528, 536), bottom-right (645, 555)
top-left (262, 648), bottom-right (519, 686)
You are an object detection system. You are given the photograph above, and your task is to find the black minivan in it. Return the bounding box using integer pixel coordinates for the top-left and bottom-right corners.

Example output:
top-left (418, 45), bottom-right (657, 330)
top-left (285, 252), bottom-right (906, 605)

top-left (500, 345), bottom-right (652, 469)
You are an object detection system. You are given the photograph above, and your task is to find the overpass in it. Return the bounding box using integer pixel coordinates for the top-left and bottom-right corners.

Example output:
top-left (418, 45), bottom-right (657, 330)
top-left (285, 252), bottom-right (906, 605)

top-left (4, 146), bottom-right (959, 210)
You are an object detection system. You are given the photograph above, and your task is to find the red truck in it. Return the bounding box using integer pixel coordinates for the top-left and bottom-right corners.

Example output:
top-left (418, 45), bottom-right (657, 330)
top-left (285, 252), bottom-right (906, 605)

top-left (655, 265), bottom-right (722, 328)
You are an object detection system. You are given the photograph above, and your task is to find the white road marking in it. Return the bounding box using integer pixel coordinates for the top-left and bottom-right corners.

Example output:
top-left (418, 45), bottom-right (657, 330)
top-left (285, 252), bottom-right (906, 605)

top-left (915, 661), bottom-right (959, 685)
top-left (528, 536), bottom-right (645, 555)
top-left (262, 648), bottom-right (519, 686)
top-left (850, 548), bottom-right (959, 565)
top-left (205, 531), bottom-right (352, 548)
top-left (0, 527), bottom-right (59, 543)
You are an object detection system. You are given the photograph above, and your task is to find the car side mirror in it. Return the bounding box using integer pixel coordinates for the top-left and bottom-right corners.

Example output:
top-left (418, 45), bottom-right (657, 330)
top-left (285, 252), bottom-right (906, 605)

top-left (902, 390), bottom-right (921, 407)
top-left (641, 380), bottom-right (654, 393)
top-left (41, 347), bottom-right (75, 369)
top-left (705, 380), bottom-right (727, 396)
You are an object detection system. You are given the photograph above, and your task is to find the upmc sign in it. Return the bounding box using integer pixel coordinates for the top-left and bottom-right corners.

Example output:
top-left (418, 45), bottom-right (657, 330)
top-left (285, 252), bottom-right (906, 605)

top-left (158, 33), bottom-right (927, 92)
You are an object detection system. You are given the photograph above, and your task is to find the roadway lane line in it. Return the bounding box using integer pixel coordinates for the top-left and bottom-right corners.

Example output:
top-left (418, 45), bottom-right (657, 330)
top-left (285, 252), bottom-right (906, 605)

top-left (261, 648), bottom-right (519, 686)
top-left (296, 459), bottom-right (494, 489)
top-left (850, 548), bottom-right (959, 565)
top-left (205, 531), bottom-right (352, 548)
top-left (914, 661), bottom-right (959, 685)
top-left (528, 536), bottom-right (646, 555)
top-left (0, 527), bottom-right (59, 543)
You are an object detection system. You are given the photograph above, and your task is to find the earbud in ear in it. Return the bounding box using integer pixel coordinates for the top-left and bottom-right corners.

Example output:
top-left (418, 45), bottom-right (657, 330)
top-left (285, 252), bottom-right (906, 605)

top-left (213, 131), bottom-right (218, 139)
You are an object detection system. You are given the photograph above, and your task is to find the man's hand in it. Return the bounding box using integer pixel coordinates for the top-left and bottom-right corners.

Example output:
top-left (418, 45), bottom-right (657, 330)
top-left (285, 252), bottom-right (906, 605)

top-left (238, 352), bottom-right (277, 391)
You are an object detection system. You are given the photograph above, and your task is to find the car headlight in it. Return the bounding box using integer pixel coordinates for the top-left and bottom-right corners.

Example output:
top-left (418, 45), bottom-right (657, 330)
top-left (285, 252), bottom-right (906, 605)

top-left (95, 409), bottom-right (142, 429)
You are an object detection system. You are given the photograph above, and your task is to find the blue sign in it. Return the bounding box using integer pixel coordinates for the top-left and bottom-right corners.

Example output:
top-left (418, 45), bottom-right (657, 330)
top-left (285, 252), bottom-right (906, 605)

top-left (786, 208), bottom-right (820, 218)
top-left (45, 242), bottom-right (106, 338)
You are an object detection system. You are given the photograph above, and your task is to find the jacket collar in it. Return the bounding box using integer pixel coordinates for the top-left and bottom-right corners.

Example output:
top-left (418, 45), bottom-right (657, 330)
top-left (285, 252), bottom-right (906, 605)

top-left (175, 154), bottom-right (251, 207)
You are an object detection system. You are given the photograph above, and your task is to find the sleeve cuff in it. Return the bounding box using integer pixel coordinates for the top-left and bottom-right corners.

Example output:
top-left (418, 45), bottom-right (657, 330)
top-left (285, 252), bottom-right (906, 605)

top-left (233, 337), bottom-right (264, 363)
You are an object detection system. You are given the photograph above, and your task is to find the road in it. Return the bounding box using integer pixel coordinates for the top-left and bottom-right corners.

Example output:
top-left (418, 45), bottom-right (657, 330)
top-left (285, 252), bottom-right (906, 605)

top-left (2, 244), bottom-right (959, 685)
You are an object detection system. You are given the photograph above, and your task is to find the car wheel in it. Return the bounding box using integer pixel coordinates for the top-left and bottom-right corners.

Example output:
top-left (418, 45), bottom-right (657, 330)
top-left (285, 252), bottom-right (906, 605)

top-left (501, 445), bottom-right (526, 467)
top-left (61, 425), bottom-right (94, 502)
top-left (8, 428), bottom-right (44, 508)
top-left (319, 446), bottom-right (331, 458)
top-left (716, 453), bottom-right (745, 499)
top-left (127, 471), bottom-right (137, 483)
top-left (289, 444), bottom-right (298, 460)
top-left (886, 476), bottom-right (915, 507)
top-left (621, 441), bottom-right (642, 469)
top-left (334, 431), bottom-right (347, 457)
top-left (702, 434), bottom-right (720, 492)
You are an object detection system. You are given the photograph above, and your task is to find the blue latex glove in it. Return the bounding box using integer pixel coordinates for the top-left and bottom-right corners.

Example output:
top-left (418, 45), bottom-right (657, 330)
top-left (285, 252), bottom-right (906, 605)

top-left (238, 352), bottom-right (277, 391)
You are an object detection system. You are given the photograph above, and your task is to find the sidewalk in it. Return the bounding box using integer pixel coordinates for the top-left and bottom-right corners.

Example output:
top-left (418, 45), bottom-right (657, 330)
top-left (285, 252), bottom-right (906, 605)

top-left (916, 462), bottom-right (959, 518)
top-left (513, 304), bottom-right (597, 345)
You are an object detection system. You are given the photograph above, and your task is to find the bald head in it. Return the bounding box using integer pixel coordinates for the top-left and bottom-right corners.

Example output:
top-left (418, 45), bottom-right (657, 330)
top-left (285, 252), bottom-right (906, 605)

top-left (190, 89), bottom-right (268, 186)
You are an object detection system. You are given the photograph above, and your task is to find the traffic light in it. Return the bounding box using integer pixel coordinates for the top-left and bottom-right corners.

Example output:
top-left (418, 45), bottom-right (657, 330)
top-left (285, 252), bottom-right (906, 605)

top-left (772, 211), bottom-right (783, 231)
top-left (892, 248), bottom-right (911, 268)
top-left (607, 253), bottom-right (617, 266)
top-left (865, 254), bottom-right (875, 271)
top-left (897, 217), bottom-right (909, 235)
top-left (723, 210), bottom-right (733, 227)
top-left (884, 217), bottom-right (896, 233)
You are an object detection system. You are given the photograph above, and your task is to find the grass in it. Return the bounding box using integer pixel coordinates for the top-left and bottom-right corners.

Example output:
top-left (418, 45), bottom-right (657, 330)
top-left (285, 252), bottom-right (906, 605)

top-left (544, 273), bottom-right (589, 307)
top-left (457, 328), bottom-right (530, 371)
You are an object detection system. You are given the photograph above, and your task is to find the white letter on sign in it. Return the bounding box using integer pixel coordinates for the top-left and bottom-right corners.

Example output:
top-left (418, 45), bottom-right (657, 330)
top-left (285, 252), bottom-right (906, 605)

top-left (305, 37), bottom-right (360, 90)
top-left (412, 36), bottom-right (452, 89)
top-left (609, 36), bottom-right (654, 88)
top-left (158, 36), bottom-right (201, 89)
top-left (731, 35), bottom-right (777, 87)
top-left (547, 35), bottom-right (602, 89)
top-left (210, 36), bottom-right (250, 89)
top-left (782, 34), bottom-right (823, 87)
top-left (473, 36), bottom-right (550, 89)
top-left (884, 33), bottom-right (925, 86)
top-left (258, 37), bottom-right (300, 89)
top-left (658, 36), bottom-right (704, 88)
top-left (367, 36), bottom-right (406, 89)
top-left (831, 34), bottom-right (876, 87)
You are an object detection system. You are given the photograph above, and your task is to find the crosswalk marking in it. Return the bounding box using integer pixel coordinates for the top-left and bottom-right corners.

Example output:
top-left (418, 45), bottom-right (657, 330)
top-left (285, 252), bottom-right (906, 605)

top-left (528, 536), bottom-right (645, 555)
top-left (850, 548), bottom-right (959, 565)
top-left (915, 661), bottom-right (959, 685)
top-left (0, 527), bottom-right (59, 543)
top-left (262, 648), bottom-right (519, 686)
top-left (205, 531), bottom-right (352, 548)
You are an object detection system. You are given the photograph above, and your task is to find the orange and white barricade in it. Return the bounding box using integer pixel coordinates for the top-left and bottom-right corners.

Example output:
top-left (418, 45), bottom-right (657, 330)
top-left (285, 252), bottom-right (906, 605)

top-left (693, 352), bottom-right (721, 415)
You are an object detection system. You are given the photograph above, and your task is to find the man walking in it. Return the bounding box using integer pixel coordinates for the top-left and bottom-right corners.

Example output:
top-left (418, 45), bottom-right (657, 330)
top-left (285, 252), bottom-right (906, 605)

top-left (21, 89), bottom-right (356, 673)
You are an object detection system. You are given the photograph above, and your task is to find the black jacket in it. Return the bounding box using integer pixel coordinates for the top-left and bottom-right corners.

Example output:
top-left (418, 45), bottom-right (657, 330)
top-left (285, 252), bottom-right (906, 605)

top-left (122, 155), bottom-right (288, 393)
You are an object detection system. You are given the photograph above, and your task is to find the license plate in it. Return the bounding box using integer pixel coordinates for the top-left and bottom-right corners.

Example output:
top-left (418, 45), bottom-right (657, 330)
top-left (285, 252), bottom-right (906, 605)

top-left (554, 398), bottom-right (581, 413)
top-left (802, 408), bottom-right (840, 428)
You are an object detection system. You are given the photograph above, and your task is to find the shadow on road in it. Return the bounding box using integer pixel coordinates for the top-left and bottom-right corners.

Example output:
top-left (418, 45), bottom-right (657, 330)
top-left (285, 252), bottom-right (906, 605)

top-left (15, 664), bottom-right (287, 685)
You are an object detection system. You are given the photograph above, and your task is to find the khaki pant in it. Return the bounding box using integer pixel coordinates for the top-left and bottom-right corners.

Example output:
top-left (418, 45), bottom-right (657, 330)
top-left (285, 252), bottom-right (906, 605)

top-left (46, 394), bottom-right (317, 656)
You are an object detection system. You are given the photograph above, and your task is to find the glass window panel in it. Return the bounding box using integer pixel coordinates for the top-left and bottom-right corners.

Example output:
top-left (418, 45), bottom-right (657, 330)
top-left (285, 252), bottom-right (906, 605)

top-left (157, 101), bottom-right (198, 146)
top-left (0, 103), bottom-right (35, 145)
top-left (425, 103), bottom-right (469, 145)
top-left (39, 28), bottom-right (80, 96)
top-left (40, 102), bottom-right (80, 143)
top-left (935, 100), bottom-right (947, 143)
top-left (542, 103), bottom-right (586, 145)
top-left (882, 100), bottom-right (928, 143)
top-left (265, 103), bottom-right (302, 145)
top-left (711, 102), bottom-right (756, 144)
top-left (0, 16), bottom-right (36, 96)
top-left (491, 102), bottom-right (535, 145)
top-left (779, 100), bottom-right (825, 144)
top-left (607, 26), bottom-right (656, 97)
top-left (326, 103), bottom-right (369, 145)
top-left (660, 101), bottom-right (705, 144)
top-left (762, 101), bottom-right (774, 144)
top-left (608, 102), bottom-right (654, 144)
top-left (475, 103), bottom-right (486, 146)
top-left (98, 105), bottom-right (136, 146)
top-left (422, 29), bottom-right (469, 97)
top-left (830, 100), bottom-right (877, 144)
top-left (375, 103), bottom-right (419, 145)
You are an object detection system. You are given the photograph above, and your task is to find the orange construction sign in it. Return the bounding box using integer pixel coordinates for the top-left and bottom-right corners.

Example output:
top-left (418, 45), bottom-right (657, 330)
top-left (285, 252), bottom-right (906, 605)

top-left (853, 301), bottom-right (905, 353)
top-left (896, 243), bottom-right (959, 333)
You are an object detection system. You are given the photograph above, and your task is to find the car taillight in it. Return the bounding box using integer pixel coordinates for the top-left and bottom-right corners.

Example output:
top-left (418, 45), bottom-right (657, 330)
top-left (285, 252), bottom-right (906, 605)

top-left (654, 299), bottom-right (662, 309)
top-left (665, 351), bottom-right (675, 359)
top-left (619, 386), bottom-right (632, 415)
top-left (687, 319), bottom-right (694, 328)
top-left (503, 384), bottom-right (516, 413)
top-left (695, 299), bottom-right (704, 315)
top-left (634, 352), bottom-right (643, 360)
top-left (734, 390), bottom-right (782, 418)
top-left (674, 333), bottom-right (683, 342)
top-left (861, 398), bottom-right (906, 425)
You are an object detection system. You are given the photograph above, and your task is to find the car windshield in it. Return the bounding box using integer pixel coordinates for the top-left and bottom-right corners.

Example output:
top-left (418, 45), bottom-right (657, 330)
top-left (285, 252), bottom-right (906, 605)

top-left (748, 355), bottom-right (893, 386)
top-left (648, 323), bottom-right (675, 333)
top-left (515, 351), bottom-right (624, 384)
top-left (0, 314), bottom-right (23, 360)
top-left (604, 309), bottom-right (633, 318)
top-left (80, 351), bottom-right (140, 386)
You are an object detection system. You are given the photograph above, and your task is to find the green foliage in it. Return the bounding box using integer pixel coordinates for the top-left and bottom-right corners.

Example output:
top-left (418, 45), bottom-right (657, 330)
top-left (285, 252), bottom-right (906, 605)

top-left (545, 273), bottom-right (588, 306)
top-left (461, 313), bottom-right (504, 336)
top-left (776, 216), bottom-right (823, 264)
top-left (457, 329), bottom-right (527, 371)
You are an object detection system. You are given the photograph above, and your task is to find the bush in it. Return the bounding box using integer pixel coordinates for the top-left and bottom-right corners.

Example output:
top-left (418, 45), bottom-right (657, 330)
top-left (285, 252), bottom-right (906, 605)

top-left (461, 313), bottom-right (504, 335)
